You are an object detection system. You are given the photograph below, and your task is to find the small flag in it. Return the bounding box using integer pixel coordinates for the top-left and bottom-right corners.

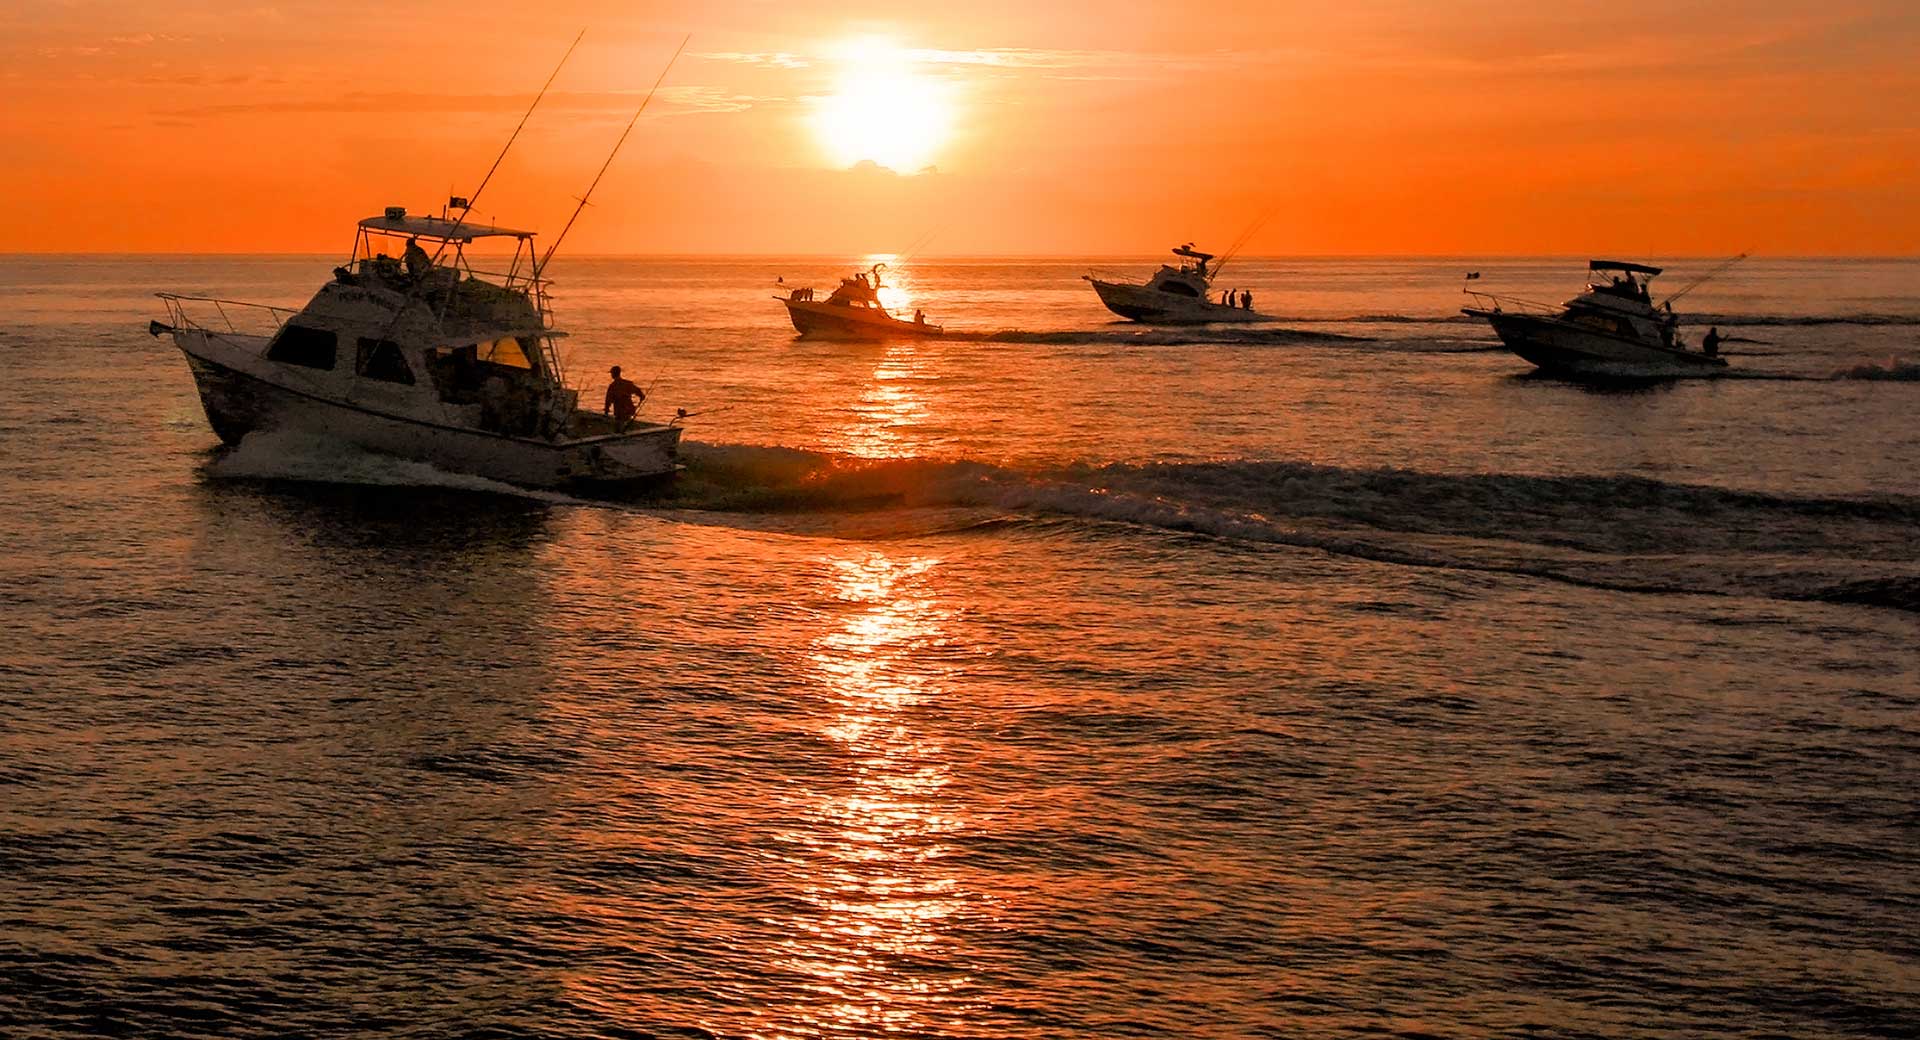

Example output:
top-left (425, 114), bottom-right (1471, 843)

top-left (449, 195), bottom-right (471, 210)
top-left (1465, 271), bottom-right (1481, 280)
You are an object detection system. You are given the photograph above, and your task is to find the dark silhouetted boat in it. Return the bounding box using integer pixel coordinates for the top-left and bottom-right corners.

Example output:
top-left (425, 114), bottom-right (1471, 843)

top-left (778, 263), bottom-right (942, 339)
top-left (1463, 260), bottom-right (1728, 378)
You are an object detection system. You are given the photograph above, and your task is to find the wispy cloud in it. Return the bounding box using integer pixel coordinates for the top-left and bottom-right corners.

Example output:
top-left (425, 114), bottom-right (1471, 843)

top-left (694, 51), bottom-right (810, 70)
top-left (152, 87), bottom-right (785, 119)
top-left (701, 44), bottom-right (1319, 83)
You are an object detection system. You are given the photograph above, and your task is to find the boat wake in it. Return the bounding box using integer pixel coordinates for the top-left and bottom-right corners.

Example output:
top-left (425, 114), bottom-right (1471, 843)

top-left (199, 433), bottom-right (1920, 614)
top-left (672, 443), bottom-right (1920, 613)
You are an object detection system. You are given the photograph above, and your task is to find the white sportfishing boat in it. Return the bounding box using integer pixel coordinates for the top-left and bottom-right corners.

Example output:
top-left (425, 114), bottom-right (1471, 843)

top-left (1463, 260), bottom-right (1728, 378)
top-left (1085, 245), bottom-right (1270, 325)
top-left (150, 33), bottom-right (697, 489)
top-left (778, 263), bottom-right (942, 339)
top-left (152, 207), bottom-right (682, 488)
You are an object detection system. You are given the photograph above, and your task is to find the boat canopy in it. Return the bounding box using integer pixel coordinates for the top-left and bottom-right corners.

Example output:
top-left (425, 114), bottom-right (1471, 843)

top-left (1588, 259), bottom-right (1663, 277)
top-left (1173, 245), bottom-right (1216, 262)
top-left (358, 210), bottom-right (535, 243)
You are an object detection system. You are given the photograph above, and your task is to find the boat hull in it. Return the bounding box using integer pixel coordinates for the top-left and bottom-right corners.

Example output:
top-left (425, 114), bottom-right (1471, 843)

top-left (1085, 278), bottom-right (1270, 325)
top-left (781, 298), bottom-right (941, 339)
top-left (1467, 309), bottom-right (1728, 378)
top-left (175, 330), bottom-right (680, 489)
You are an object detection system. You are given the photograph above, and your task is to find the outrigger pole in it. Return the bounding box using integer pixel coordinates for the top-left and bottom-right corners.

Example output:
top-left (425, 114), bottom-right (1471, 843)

top-left (536, 34), bottom-right (691, 277)
top-left (1661, 253), bottom-right (1749, 308)
top-left (431, 29), bottom-right (586, 264)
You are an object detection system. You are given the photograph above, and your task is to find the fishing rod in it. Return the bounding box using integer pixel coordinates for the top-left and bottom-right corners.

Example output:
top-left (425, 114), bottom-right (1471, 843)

top-left (430, 29), bottom-right (585, 266)
top-left (1211, 205), bottom-right (1278, 277)
top-left (895, 225), bottom-right (945, 266)
top-left (536, 34), bottom-right (691, 277)
top-left (1661, 252), bottom-right (1748, 308)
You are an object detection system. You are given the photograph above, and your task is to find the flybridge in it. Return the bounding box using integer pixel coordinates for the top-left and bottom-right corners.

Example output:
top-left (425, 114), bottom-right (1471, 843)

top-left (1588, 259), bottom-right (1664, 277)
top-left (358, 208), bottom-right (535, 243)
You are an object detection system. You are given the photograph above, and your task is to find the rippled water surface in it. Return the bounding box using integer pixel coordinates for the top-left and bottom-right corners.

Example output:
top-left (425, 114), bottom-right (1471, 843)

top-left (2, 255), bottom-right (1918, 1038)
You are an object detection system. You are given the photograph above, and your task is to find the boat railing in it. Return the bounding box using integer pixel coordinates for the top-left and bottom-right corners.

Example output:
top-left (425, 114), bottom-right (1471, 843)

top-left (155, 292), bottom-right (297, 337)
top-left (1461, 288), bottom-right (1560, 315)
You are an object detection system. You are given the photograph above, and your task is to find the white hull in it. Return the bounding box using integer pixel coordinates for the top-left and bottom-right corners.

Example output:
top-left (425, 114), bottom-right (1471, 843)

top-left (175, 329), bottom-right (680, 488)
top-left (1086, 278), bottom-right (1271, 325)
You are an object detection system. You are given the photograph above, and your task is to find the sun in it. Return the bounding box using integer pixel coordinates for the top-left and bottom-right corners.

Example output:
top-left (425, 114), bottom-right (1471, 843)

top-left (812, 38), bottom-right (953, 172)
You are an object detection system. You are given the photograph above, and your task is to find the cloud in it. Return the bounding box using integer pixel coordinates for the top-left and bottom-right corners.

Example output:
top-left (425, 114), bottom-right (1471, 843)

top-left (701, 44), bottom-right (1321, 84)
top-left (694, 51), bottom-right (810, 70)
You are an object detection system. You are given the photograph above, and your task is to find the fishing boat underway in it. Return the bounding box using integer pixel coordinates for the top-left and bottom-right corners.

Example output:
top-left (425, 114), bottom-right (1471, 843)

top-left (778, 263), bottom-right (941, 339)
top-left (151, 207), bottom-right (682, 488)
top-left (1463, 260), bottom-right (1727, 378)
top-left (1085, 245), bottom-right (1269, 325)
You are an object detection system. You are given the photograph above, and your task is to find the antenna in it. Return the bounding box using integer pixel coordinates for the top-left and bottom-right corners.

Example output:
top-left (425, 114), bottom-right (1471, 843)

top-left (1662, 253), bottom-right (1749, 307)
top-left (431, 29), bottom-right (585, 260)
top-left (537, 34), bottom-right (690, 276)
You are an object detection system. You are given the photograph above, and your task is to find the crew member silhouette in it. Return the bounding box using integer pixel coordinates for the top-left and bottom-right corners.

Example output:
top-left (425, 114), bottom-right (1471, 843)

top-left (1702, 327), bottom-right (1721, 358)
top-left (604, 365), bottom-right (645, 431)
top-left (403, 237), bottom-right (431, 278)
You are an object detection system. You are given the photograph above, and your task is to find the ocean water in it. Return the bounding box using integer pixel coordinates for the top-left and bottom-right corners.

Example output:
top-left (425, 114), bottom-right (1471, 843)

top-left (1, 254), bottom-right (1917, 1038)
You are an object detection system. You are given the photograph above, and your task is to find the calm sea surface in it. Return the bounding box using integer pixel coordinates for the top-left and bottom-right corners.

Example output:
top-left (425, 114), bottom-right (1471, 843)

top-left (2, 255), bottom-right (1918, 1038)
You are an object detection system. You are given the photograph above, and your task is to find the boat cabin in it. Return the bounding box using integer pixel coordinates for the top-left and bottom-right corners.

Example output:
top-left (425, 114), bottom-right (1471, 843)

top-left (1145, 245), bottom-right (1216, 298)
top-left (824, 264), bottom-right (891, 312)
top-left (247, 206), bottom-right (579, 438)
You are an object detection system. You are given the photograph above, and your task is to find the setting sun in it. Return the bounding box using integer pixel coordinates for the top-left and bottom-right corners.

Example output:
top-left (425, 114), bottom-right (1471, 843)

top-left (812, 38), bottom-right (953, 172)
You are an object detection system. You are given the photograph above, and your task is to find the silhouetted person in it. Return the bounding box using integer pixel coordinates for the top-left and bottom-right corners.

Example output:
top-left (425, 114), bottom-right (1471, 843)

top-left (1241, 290), bottom-right (1253, 310)
top-left (914, 308), bottom-right (925, 324)
top-left (1702, 327), bottom-right (1721, 358)
top-left (404, 237), bottom-right (430, 278)
top-left (604, 365), bottom-right (645, 431)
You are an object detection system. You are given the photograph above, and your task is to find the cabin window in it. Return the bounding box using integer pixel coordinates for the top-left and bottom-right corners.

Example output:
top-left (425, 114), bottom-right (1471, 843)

top-left (266, 324), bottom-right (337, 369)
top-left (356, 338), bottom-right (415, 385)
top-left (478, 335), bottom-right (534, 369)
top-left (1159, 280), bottom-right (1200, 297)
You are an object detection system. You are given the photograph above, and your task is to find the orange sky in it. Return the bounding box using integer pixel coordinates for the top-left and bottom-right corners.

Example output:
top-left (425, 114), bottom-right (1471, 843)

top-left (2, 0), bottom-right (1916, 255)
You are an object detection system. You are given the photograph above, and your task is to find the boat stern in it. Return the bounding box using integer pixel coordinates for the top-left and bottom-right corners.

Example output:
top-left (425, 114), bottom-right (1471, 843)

top-left (564, 423), bottom-right (684, 486)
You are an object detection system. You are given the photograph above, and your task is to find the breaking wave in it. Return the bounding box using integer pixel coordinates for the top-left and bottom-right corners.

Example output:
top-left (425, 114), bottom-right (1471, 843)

top-left (1833, 357), bottom-right (1920, 381)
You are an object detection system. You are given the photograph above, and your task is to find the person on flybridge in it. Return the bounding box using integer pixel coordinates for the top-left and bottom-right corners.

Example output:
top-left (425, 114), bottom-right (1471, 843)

top-left (403, 237), bottom-right (432, 278)
top-left (604, 366), bottom-right (646, 432)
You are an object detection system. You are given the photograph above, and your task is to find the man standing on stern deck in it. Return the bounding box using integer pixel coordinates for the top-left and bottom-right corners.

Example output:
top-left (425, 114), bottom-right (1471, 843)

top-left (604, 365), bottom-right (645, 432)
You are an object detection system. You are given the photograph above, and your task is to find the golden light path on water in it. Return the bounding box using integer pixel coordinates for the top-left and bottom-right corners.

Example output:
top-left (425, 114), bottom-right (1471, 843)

top-left (759, 549), bottom-right (973, 1037)
top-left (823, 255), bottom-right (936, 461)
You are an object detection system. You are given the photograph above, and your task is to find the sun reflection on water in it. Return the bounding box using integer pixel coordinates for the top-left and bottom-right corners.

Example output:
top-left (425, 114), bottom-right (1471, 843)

top-left (827, 343), bottom-right (935, 460)
top-left (757, 550), bottom-right (975, 1038)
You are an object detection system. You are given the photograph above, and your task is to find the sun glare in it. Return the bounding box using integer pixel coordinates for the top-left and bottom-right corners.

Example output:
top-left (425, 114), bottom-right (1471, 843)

top-left (813, 38), bottom-right (952, 172)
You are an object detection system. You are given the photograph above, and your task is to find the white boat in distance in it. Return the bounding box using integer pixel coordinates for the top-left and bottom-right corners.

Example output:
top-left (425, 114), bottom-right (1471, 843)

top-left (151, 207), bottom-right (682, 488)
top-left (1085, 245), bottom-right (1271, 325)
top-left (1462, 260), bottom-right (1728, 378)
top-left (778, 263), bottom-right (942, 339)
